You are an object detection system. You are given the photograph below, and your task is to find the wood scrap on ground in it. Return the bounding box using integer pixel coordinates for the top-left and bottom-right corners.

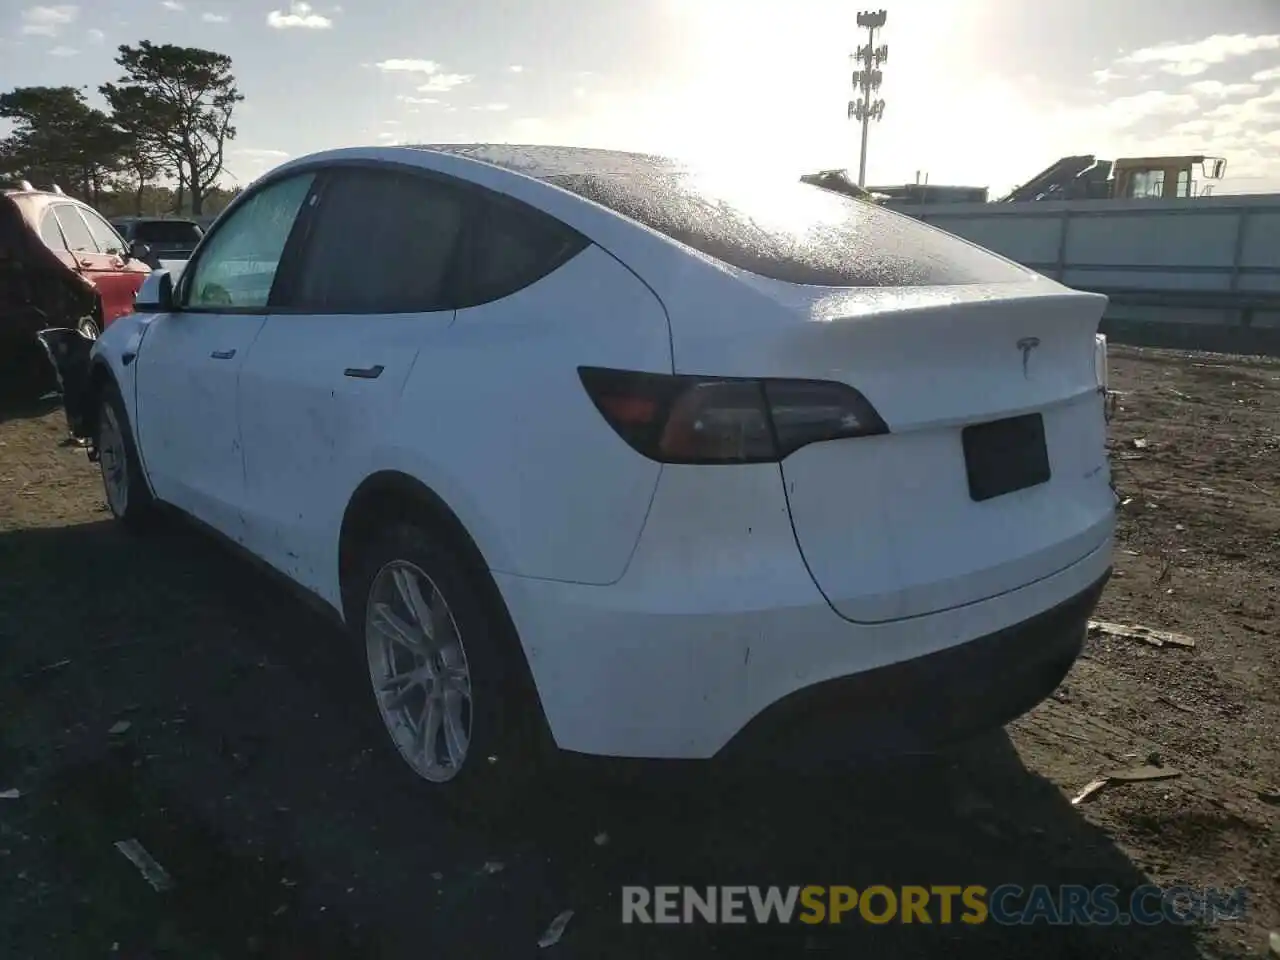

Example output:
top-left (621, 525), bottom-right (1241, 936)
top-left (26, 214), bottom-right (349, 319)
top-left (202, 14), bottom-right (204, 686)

top-left (1088, 620), bottom-right (1196, 649)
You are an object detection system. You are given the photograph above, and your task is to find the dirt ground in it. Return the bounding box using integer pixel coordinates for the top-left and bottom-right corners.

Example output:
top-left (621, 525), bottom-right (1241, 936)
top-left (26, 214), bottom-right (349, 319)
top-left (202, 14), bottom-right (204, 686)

top-left (0, 344), bottom-right (1276, 959)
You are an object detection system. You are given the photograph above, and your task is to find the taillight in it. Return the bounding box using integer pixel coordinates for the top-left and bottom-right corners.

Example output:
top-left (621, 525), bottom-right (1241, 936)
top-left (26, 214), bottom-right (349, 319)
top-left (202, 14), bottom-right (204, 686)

top-left (578, 366), bottom-right (887, 464)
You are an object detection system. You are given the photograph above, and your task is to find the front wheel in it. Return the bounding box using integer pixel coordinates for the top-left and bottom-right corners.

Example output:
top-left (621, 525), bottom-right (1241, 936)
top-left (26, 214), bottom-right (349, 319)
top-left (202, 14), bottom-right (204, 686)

top-left (96, 381), bottom-right (155, 530)
top-left (351, 524), bottom-right (545, 816)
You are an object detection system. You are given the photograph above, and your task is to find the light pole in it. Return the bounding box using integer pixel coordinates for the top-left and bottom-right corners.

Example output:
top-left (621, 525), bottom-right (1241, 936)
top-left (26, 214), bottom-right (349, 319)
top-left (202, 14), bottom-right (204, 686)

top-left (848, 9), bottom-right (888, 188)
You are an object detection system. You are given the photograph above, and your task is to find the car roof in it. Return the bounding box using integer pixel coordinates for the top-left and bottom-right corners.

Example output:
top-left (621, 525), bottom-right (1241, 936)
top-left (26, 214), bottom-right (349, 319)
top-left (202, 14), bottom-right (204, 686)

top-left (400, 144), bottom-right (678, 182)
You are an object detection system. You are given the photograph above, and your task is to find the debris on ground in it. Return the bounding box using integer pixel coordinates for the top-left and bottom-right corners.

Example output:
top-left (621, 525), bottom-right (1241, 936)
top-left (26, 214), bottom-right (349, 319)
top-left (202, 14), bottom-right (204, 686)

top-left (1071, 778), bottom-right (1111, 805)
top-left (1072, 764), bottom-right (1182, 805)
top-left (23, 658), bottom-right (71, 679)
top-left (114, 838), bottom-right (173, 892)
top-left (1270, 930), bottom-right (1280, 958)
top-left (480, 861), bottom-right (504, 875)
top-left (1257, 788), bottom-right (1280, 806)
top-left (1132, 437), bottom-right (1149, 449)
top-left (537, 909), bottom-right (574, 948)
top-left (0, 788), bottom-right (20, 800)
top-left (1088, 620), bottom-right (1196, 649)
top-left (593, 832), bottom-right (609, 846)
top-left (108, 720), bottom-right (132, 735)
top-left (1102, 765), bottom-right (1181, 783)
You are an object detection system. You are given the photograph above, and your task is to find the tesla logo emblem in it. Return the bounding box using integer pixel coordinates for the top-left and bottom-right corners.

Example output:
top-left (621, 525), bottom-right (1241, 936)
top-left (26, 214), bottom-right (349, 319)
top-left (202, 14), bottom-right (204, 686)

top-left (1017, 337), bottom-right (1041, 378)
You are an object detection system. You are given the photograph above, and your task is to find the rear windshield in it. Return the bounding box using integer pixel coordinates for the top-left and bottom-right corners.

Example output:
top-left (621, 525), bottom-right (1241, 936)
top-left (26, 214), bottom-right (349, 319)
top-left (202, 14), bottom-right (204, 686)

top-left (545, 166), bottom-right (1030, 287)
top-left (133, 221), bottom-right (203, 245)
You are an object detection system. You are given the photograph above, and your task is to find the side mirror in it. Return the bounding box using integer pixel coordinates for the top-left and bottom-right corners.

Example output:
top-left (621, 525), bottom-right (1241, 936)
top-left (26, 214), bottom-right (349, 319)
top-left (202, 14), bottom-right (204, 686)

top-left (134, 270), bottom-right (175, 312)
top-left (127, 241), bottom-right (152, 262)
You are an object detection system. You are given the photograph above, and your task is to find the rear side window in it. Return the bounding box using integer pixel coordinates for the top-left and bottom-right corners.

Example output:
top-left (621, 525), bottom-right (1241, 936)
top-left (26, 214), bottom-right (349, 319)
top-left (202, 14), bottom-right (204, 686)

top-left (547, 167), bottom-right (1031, 287)
top-left (39, 212), bottom-right (65, 250)
top-left (290, 167), bottom-right (464, 313)
top-left (53, 205), bottom-right (96, 254)
top-left (459, 197), bottom-right (587, 306)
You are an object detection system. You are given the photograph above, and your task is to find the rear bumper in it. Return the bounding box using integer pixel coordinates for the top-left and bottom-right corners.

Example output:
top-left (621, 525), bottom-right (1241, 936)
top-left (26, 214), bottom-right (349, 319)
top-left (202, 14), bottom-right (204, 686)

top-left (716, 569), bottom-right (1107, 765)
top-left (495, 458), bottom-right (1115, 761)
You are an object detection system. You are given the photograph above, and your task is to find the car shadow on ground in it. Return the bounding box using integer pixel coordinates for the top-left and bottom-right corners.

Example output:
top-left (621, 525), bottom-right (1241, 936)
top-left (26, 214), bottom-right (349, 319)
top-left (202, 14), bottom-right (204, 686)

top-left (0, 390), bottom-right (60, 426)
top-left (0, 519), bottom-right (1209, 959)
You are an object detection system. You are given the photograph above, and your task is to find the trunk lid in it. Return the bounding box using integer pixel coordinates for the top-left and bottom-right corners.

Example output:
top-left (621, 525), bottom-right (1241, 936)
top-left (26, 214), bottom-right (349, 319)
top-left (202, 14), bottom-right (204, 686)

top-left (682, 280), bottom-right (1115, 624)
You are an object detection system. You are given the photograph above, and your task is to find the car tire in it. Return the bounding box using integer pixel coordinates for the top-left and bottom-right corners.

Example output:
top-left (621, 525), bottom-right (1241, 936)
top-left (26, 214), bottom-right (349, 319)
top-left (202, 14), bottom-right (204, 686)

top-left (76, 317), bottom-right (101, 341)
top-left (96, 379), bottom-right (155, 531)
top-left (349, 523), bottom-right (546, 820)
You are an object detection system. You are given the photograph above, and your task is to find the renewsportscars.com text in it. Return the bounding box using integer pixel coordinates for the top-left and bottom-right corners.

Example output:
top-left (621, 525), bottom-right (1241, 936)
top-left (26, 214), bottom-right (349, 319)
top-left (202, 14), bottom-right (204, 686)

top-left (621, 884), bottom-right (1248, 926)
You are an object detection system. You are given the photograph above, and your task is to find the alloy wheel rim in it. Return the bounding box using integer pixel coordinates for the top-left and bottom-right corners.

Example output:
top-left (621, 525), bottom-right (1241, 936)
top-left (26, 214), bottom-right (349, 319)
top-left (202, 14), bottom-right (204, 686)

top-left (99, 405), bottom-right (128, 516)
top-left (365, 560), bottom-right (473, 783)
top-left (78, 320), bottom-right (98, 341)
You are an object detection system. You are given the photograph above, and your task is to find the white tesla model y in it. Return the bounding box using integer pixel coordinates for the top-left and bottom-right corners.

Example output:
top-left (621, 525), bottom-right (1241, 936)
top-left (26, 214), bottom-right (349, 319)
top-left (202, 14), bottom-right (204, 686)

top-left (45, 145), bottom-right (1116, 803)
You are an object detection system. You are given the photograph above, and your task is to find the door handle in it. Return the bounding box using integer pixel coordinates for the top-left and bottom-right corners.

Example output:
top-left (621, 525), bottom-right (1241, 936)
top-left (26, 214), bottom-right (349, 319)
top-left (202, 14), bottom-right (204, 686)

top-left (79, 259), bottom-right (93, 268)
top-left (343, 365), bottom-right (385, 379)
top-left (211, 349), bottom-right (236, 360)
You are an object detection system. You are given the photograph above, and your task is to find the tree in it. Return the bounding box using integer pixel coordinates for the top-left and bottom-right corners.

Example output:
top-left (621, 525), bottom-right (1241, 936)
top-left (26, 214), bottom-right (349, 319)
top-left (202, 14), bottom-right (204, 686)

top-left (0, 86), bottom-right (123, 201)
top-left (101, 41), bottom-right (242, 215)
top-left (101, 84), bottom-right (173, 215)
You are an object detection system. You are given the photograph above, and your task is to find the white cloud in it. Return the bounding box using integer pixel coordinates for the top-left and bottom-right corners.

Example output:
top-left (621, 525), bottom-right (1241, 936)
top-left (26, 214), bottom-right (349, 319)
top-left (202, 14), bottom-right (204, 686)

top-left (1168, 119), bottom-right (1213, 136)
top-left (1119, 33), bottom-right (1280, 77)
top-left (417, 73), bottom-right (472, 93)
top-left (1098, 90), bottom-right (1199, 127)
top-left (267, 1), bottom-right (331, 29)
top-left (1187, 80), bottom-right (1260, 98)
top-left (376, 58), bottom-right (440, 73)
top-left (508, 64), bottom-right (524, 73)
top-left (233, 147), bottom-right (290, 159)
top-left (396, 94), bottom-right (440, 105)
top-left (381, 119), bottom-right (400, 125)
top-left (201, 12), bottom-right (228, 23)
top-left (1253, 66), bottom-right (1280, 83)
top-left (20, 5), bottom-right (77, 36)
top-left (1092, 68), bottom-right (1122, 84)
top-left (161, 0), bottom-right (184, 10)
top-left (473, 103), bottom-right (509, 112)
top-left (49, 44), bottom-right (76, 56)
top-left (86, 27), bottom-right (104, 42)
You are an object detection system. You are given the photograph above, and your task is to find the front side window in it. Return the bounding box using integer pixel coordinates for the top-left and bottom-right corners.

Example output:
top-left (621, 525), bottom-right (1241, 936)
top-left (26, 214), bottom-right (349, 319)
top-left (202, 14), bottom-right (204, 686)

top-left (39, 211), bottom-right (66, 251)
top-left (53, 205), bottom-right (96, 254)
top-left (78, 207), bottom-right (126, 256)
top-left (183, 173), bottom-right (315, 310)
top-left (289, 167), bottom-right (465, 314)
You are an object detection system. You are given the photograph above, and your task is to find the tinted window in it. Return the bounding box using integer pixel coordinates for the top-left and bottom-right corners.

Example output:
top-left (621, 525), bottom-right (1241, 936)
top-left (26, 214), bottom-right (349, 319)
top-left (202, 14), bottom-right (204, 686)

top-left (551, 169), bottom-right (1033, 287)
top-left (412, 146), bottom-right (1031, 286)
top-left (183, 173), bottom-right (314, 310)
top-left (462, 198), bottom-right (586, 305)
top-left (290, 167), bottom-right (464, 313)
top-left (134, 221), bottom-right (203, 245)
top-left (79, 207), bottom-right (126, 256)
top-left (54, 206), bottom-right (96, 254)
top-left (39, 211), bottom-right (66, 250)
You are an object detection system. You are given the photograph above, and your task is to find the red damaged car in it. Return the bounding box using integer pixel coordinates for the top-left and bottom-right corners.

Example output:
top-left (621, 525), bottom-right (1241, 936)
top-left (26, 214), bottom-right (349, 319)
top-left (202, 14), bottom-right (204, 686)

top-left (1, 181), bottom-right (151, 392)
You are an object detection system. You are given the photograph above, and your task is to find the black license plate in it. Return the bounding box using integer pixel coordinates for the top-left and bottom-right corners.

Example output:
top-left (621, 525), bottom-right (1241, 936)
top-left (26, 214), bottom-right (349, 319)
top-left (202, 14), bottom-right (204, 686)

top-left (961, 413), bottom-right (1051, 502)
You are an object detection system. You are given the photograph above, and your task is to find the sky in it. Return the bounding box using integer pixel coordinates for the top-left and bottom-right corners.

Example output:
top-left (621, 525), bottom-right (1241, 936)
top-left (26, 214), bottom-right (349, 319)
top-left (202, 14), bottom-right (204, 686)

top-left (1, 0), bottom-right (1278, 195)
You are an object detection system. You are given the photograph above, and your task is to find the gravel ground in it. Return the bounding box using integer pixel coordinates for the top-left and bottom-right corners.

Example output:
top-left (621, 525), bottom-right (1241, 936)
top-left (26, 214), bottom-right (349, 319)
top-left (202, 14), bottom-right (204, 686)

top-left (0, 344), bottom-right (1275, 959)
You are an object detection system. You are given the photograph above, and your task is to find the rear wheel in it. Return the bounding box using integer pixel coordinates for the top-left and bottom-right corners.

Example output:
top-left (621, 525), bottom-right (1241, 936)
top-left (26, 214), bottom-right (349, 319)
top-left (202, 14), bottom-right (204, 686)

top-left (350, 523), bottom-right (544, 816)
top-left (97, 380), bottom-right (155, 530)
